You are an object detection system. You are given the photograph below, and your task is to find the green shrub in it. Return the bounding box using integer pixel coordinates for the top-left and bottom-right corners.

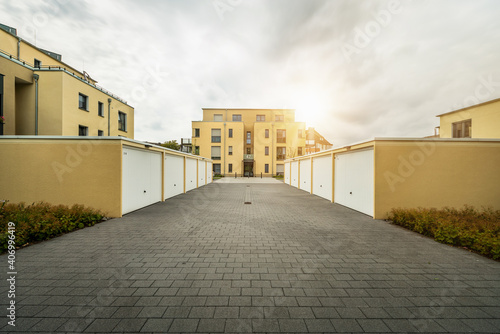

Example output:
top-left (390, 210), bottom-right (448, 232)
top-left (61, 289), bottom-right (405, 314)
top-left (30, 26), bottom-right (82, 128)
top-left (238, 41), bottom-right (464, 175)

top-left (0, 201), bottom-right (104, 253)
top-left (388, 206), bottom-right (500, 260)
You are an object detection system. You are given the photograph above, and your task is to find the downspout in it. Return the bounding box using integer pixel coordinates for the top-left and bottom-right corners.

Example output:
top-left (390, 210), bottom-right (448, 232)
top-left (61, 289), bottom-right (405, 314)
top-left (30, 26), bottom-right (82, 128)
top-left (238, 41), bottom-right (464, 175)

top-left (17, 38), bottom-right (21, 60)
top-left (223, 122), bottom-right (226, 176)
top-left (271, 123), bottom-right (275, 175)
top-left (33, 74), bottom-right (39, 135)
top-left (107, 98), bottom-right (111, 136)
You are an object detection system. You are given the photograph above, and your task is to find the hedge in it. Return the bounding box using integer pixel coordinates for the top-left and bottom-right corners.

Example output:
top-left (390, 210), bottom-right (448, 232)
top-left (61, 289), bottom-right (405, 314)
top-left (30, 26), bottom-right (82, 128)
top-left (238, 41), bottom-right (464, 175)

top-left (0, 201), bottom-right (104, 253)
top-left (388, 206), bottom-right (500, 260)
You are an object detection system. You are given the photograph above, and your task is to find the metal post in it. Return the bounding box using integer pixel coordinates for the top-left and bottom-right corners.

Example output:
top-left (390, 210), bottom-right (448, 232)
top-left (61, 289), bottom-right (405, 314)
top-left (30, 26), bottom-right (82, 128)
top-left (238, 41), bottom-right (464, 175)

top-left (261, 172), bottom-right (262, 179)
top-left (33, 74), bottom-right (39, 135)
top-left (107, 98), bottom-right (111, 136)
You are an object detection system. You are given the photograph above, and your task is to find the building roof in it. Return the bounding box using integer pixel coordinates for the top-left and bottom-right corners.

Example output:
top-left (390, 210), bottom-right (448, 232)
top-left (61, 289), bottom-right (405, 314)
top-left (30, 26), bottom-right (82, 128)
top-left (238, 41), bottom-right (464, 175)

top-left (202, 108), bottom-right (295, 111)
top-left (436, 97), bottom-right (500, 117)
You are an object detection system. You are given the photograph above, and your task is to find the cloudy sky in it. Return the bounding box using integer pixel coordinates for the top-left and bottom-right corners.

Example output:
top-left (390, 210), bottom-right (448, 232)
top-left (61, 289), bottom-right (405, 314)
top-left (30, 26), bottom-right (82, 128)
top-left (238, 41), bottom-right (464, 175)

top-left (2, 0), bottom-right (500, 146)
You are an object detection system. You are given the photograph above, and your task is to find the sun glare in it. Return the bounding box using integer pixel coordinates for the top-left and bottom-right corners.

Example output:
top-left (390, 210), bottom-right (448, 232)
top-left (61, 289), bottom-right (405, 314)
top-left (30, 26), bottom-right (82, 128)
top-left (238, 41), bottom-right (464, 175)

top-left (294, 91), bottom-right (328, 126)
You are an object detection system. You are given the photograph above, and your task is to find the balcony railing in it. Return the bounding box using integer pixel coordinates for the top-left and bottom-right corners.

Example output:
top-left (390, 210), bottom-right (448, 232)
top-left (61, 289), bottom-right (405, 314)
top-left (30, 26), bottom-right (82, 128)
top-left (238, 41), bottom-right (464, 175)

top-left (243, 154), bottom-right (254, 160)
top-left (212, 136), bottom-right (221, 143)
top-left (211, 156), bottom-right (221, 160)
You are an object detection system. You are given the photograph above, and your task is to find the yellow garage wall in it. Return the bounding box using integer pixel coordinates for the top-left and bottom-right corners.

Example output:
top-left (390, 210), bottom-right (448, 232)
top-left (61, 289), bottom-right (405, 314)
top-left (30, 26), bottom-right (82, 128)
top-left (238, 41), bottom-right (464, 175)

top-left (374, 139), bottom-right (500, 219)
top-left (0, 138), bottom-right (123, 217)
top-left (439, 99), bottom-right (500, 139)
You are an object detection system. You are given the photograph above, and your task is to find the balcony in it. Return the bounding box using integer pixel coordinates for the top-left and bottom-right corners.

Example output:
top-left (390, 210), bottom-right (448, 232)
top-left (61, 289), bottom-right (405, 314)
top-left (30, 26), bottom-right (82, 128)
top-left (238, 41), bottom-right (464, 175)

top-left (243, 154), bottom-right (254, 161)
top-left (211, 156), bottom-right (221, 160)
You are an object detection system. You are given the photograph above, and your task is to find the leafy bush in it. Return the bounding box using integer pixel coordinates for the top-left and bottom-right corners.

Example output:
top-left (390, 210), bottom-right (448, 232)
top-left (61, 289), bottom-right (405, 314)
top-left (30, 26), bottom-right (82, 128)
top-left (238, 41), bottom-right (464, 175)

top-left (0, 201), bottom-right (104, 253)
top-left (388, 206), bottom-right (500, 260)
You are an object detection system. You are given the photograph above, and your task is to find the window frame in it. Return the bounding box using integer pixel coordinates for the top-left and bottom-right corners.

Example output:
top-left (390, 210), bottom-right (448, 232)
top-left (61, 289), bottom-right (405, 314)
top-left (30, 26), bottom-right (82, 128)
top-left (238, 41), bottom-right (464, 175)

top-left (78, 93), bottom-right (88, 111)
top-left (228, 163), bottom-right (233, 173)
top-left (228, 128), bottom-right (233, 138)
top-left (194, 128), bottom-right (200, 137)
top-left (228, 146), bottom-right (233, 155)
top-left (232, 114), bottom-right (242, 122)
top-left (118, 111), bottom-right (127, 132)
top-left (275, 115), bottom-right (284, 122)
top-left (214, 114), bottom-right (223, 121)
top-left (276, 147), bottom-right (286, 160)
top-left (98, 130), bottom-right (104, 136)
top-left (211, 146), bottom-right (221, 160)
top-left (265, 164), bottom-right (269, 173)
top-left (98, 101), bottom-right (104, 117)
top-left (34, 58), bottom-right (41, 68)
top-left (78, 125), bottom-right (88, 136)
top-left (211, 128), bottom-right (222, 143)
top-left (277, 129), bottom-right (286, 143)
top-left (256, 115), bottom-right (265, 122)
top-left (452, 119), bottom-right (472, 138)
top-left (265, 146), bottom-right (269, 156)
top-left (246, 131), bottom-right (251, 144)
top-left (265, 129), bottom-right (269, 138)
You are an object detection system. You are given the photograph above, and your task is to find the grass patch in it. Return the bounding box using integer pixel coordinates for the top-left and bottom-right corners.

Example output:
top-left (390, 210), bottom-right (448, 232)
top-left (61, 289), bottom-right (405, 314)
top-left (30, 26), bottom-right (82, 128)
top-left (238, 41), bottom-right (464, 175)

top-left (0, 201), bottom-right (105, 253)
top-left (388, 206), bottom-right (500, 260)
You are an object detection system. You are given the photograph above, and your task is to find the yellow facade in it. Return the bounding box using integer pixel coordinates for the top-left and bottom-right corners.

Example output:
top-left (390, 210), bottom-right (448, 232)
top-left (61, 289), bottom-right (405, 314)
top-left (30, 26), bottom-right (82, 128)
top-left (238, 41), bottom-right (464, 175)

top-left (192, 109), bottom-right (306, 176)
top-left (0, 24), bottom-right (133, 138)
top-left (438, 98), bottom-right (500, 139)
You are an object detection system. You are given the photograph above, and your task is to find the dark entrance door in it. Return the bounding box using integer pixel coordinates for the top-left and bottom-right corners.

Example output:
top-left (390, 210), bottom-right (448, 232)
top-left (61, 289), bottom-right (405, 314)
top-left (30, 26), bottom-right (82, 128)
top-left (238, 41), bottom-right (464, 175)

top-left (244, 162), bottom-right (253, 177)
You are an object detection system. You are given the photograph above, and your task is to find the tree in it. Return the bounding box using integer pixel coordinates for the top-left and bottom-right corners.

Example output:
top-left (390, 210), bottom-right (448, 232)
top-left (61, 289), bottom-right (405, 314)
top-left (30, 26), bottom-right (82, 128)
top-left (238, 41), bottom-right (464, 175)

top-left (160, 140), bottom-right (180, 151)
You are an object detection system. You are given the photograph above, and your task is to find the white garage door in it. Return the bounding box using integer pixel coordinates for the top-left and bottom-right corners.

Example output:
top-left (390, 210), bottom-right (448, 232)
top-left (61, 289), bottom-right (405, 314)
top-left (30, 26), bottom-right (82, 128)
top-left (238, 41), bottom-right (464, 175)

top-left (291, 161), bottom-right (299, 188)
top-left (122, 147), bottom-right (162, 215)
top-left (198, 160), bottom-right (206, 186)
top-left (164, 154), bottom-right (184, 200)
top-left (284, 162), bottom-right (290, 184)
top-left (312, 155), bottom-right (332, 201)
top-left (334, 148), bottom-right (374, 216)
top-left (207, 162), bottom-right (212, 183)
top-left (185, 158), bottom-right (197, 192)
top-left (299, 159), bottom-right (311, 193)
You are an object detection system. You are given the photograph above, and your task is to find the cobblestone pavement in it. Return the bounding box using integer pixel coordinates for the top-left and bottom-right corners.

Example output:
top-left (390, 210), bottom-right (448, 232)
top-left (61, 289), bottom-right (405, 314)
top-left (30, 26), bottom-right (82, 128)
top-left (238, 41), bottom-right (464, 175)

top-left (1, 182), bottom-right (499, 333)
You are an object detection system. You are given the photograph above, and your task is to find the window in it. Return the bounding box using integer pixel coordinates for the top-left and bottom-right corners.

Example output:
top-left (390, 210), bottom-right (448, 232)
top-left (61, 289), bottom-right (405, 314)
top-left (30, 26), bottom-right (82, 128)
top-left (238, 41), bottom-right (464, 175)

top-left (78, 93), bottom-right (88, 111)
top-left (256, 115), bottom-right (265, 122)
top-left (228, 163), bottom-right (233, 173)
top-left (265, 129), bottom-right (269, 138)
top-left (98, 130), bottom-right (104, 136)
top-left (211, 146), bottom-right (221, 160)
top-left (275, 115), bottom-right (284, 122)
top-left (194, 146), bottom-right (200, 155)
top-left (213, 163), bottom-right (221, 174)
top-left (232, 114), bottom-right (242, 121)
top-left (214, 114), bottom-right (223, 121)
top-left (228, 128), bottom-right (233, 138)
top-left (118, 111), bottom-right (127, 131)
top-left (265, 164), bottom-right (269, 173)
top-left (78, 125), bottom-right (88, 136)
top-left (194, 128), bottom-right (200, 137)
top-left (277, 147), bottom-right (286, 160)
top-left (452, 119), bottom-right (472, 138)
top-left (246, 131), bottom-right (251, 144)
top-left (228, 146), bottom-right (233, 155)
top-left (298, 147), bottom-right (303, 156)
top-left (298, 129), bottom-right (303, 138)
top-left (265, 146), bottom-right (269, 156)
top-left (34, 59), bottom-right (41, 68)
top-left (98, 102), bottom-right (104, 117)
top-left (212, 129), bottom-right (221, 143)
top-left (277, 129), bottom-right (286, 143)
top-left (247, 148), bottom-right (251, 154)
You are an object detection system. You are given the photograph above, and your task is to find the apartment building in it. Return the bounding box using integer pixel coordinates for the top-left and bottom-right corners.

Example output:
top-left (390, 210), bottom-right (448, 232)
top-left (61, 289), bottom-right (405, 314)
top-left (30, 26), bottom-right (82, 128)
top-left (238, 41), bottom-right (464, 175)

top-left (305, 127), bottom-right (333, 154)
top-left (436, 98), bottom-right (500, 139)
top-left (192, 108), bottom-right (306, 176)
top-left (0, 23), bottom-right (134, 137)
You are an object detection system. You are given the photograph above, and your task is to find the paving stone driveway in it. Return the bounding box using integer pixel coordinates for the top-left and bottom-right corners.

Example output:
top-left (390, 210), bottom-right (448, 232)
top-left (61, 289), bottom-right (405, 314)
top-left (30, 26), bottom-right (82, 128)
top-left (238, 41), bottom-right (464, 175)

top-left (1, 182), bottom-right (499, 333)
